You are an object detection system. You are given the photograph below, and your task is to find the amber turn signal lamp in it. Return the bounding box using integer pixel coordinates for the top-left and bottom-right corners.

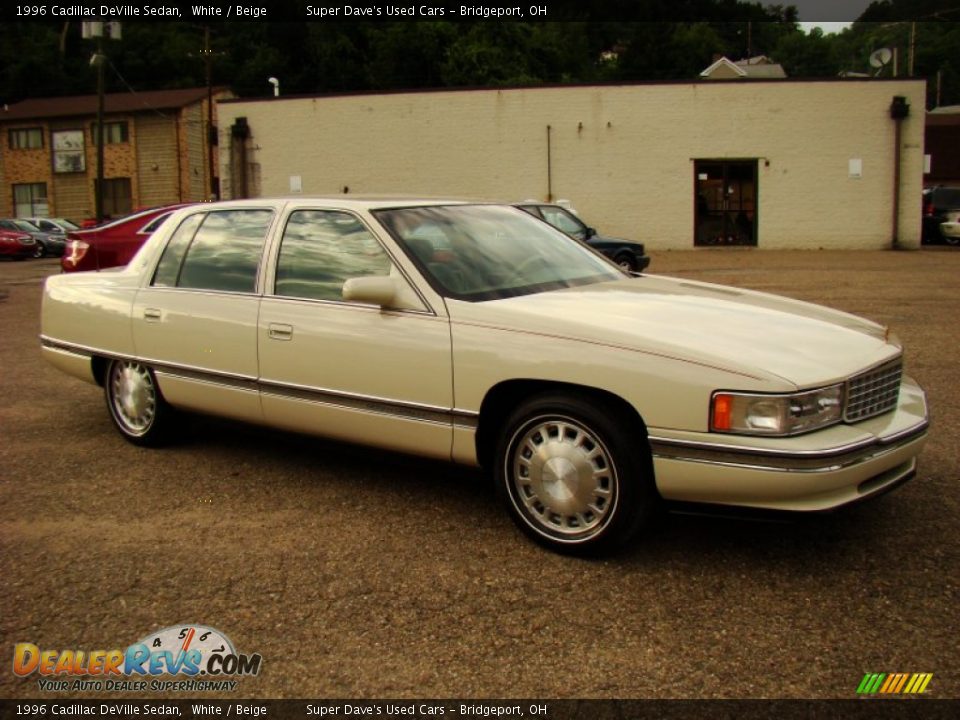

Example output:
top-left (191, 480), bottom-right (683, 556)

top-left (712, 393), bottom-right (732, 431)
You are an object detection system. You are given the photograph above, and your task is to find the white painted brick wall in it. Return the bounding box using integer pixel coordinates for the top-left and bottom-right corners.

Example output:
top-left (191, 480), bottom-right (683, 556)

top-left (218, 79), bottom-right (926, 250)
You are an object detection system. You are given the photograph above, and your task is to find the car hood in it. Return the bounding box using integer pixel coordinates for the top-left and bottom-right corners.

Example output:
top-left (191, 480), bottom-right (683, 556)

top-left (587, 233), bottom-right (645, 251)
top-left (448, 275), bottom-right (899, 389)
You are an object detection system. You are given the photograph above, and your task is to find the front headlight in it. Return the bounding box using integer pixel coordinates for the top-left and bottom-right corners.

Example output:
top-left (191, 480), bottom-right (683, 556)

top-left (711, 385), bottom-right (844, 436)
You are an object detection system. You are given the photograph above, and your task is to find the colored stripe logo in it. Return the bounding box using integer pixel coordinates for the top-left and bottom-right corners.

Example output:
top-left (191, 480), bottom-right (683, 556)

top-left (857, 673), bottom-right (933, 695)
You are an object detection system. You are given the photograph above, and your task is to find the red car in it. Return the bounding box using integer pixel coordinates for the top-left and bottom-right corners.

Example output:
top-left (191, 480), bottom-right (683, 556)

top-left (0, 228), bottom-right (37, 259)
top-left (61, 205), bottom-right (189, 272)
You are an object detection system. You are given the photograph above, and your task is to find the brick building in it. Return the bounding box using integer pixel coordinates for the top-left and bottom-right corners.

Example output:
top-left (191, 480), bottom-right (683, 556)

top-left (0, 87), bottom-right (229, 222)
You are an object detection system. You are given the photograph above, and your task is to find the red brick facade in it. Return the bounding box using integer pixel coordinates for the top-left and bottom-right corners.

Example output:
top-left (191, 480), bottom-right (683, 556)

top-left (0, 87), bottom-right (230, 222)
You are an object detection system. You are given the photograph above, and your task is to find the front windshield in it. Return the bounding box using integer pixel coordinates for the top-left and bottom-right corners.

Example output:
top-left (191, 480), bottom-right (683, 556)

top-left (539, 206), bottom-right (587, 240)
top-left (374, 204), bottom-right (622, 302)
top-left (13, 220), bottom-right (40, 232)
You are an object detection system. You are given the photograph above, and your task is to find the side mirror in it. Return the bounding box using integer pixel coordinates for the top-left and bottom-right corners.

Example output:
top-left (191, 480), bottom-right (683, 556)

top-left (342, 276), bottom-right (397, 307)
top-left (342, 275), bottom-right (426, 312)
top-left (584, 227), bottom-right (597, 239)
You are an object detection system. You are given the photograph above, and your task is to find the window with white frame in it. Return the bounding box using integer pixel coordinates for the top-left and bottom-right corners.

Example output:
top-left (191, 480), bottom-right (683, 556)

top-left (52, 130), bottom-right (86, 173)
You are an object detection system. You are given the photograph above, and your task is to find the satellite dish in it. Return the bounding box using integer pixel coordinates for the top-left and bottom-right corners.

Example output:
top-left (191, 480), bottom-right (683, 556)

top-left (870, 48), bottom-right (893, 69)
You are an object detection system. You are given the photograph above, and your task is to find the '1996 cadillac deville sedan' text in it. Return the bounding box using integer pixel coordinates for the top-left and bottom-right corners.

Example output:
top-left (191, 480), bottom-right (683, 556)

top-left (40, 199), bottom-right (929, 553)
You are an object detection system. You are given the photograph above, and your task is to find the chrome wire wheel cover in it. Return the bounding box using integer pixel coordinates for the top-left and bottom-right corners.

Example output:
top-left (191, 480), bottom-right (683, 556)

top-left (507, 415), bottom-right (618, 541)
top-left (109, 361), bottom-right (157, 436)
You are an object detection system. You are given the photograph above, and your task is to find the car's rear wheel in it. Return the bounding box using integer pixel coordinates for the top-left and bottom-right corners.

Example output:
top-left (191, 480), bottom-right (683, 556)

top-left (945, 235), bottom-right (960, 246)
top-left (495, 392), bottom-right (656, 554)
top-left (105, 359), bottom-right (173, 446)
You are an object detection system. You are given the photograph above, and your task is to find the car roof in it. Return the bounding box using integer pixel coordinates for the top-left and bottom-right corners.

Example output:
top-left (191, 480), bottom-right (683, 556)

top-left (73, 204), bottom-right (189, 232)
top-left (181, 196), bottom-right (482, 212)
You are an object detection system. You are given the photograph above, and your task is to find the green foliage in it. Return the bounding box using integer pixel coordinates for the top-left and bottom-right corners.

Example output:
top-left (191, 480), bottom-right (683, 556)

top-left (772, 27), bottom-right (841, 77)
top-left (0, 2), bottom-right (957, 109)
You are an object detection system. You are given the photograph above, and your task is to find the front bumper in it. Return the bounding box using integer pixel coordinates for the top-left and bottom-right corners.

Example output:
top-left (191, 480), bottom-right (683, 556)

top-left (41, 237), bottom-right (68, 256)
top-left (0, 243), bottom-right (36, 258)
top-left (649, 376), bottom-right (928, 511)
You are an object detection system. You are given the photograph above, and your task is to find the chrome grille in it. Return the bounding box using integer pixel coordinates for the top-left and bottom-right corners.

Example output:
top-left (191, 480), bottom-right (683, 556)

top-left (844, 358), bottom-right (902, 422)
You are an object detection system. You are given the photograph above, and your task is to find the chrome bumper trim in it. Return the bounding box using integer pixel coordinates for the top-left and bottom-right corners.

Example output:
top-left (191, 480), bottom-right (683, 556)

top-left (649, 421), bottom-right (928, 474)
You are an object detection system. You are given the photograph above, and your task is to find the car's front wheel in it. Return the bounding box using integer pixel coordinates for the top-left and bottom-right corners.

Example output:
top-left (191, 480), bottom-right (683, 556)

top-left (614, 253), bottom-right (637, 272)
top-left (495, 392), bottom-right (657, 554)
top-left (32, 242), bottom-right (45, 258)
top-left (105, 359), bottom-right (174, 446)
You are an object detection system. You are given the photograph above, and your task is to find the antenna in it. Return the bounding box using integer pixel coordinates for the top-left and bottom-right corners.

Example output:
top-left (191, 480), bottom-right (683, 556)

top-left (869, 48), bottom-right (893, 76)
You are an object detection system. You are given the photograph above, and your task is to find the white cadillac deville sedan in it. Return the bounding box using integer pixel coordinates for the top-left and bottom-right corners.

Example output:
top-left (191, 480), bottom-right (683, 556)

top-left (41, 198), bottom-right (929, 553)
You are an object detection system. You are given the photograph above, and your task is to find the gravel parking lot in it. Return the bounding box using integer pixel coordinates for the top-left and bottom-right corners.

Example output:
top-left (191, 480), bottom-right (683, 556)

top-left (1, 249), bottom-right (957, 701)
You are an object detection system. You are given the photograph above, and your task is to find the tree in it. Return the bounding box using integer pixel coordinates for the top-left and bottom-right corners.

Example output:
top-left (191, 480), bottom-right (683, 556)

top-left (772, 27), bottom-right (840, 77)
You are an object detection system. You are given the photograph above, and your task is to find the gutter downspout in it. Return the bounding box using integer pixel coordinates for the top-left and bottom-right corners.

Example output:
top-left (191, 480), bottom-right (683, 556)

top-left (890, 96), bottom-right (910, 250)
top-left (231, 117), bottom-right (250, 199)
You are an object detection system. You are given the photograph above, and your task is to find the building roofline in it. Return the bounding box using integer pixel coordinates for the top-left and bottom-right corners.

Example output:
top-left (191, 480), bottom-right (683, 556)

top-left (700, 57), bottom-right (747, 78)
top-left (1, 86), bottom-right (231, 122)
top-left (218, 77), bottom-right (926, 106)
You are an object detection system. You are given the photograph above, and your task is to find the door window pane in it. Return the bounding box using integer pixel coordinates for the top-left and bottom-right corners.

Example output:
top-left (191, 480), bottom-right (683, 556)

top-left (177, 210), bottom-right (273, 293)
top-left (152, 214), bottom-right (205, 287)
top-left (275, 210), bottom-right (392, 302)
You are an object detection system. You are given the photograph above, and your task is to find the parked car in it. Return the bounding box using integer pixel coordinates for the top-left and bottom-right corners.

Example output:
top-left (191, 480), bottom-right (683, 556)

top-left (516, 202), bottom-right (651, 272)
top-left (40, 199), bottom-right (928, 554)
top-left (939, 210), bottom-right (960, 245)
top-left (61, 205), bottom-right (188, 272)
top-left (921, 185), bottom-right (960, 244)
top-left (0, 228), bottom-right (37, 259)
top-left (0, 218), bottom-right (64, 258)
top-left (24, 217), bottom-right (80, 236)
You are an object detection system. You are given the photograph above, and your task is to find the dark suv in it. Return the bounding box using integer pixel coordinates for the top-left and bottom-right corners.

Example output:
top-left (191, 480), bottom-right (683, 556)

top-left (922, 186), bottom-right (960, 244)
top-left (516, 202), bottom-right (650, 272)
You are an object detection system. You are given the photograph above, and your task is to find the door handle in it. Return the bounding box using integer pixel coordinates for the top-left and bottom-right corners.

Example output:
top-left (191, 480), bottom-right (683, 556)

top-left (268, 323), bottom-right (294, 341)
top-left (143, 308), bottom-right (162, 321)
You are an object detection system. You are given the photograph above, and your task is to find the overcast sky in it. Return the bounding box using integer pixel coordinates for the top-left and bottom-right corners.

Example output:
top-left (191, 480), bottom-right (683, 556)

top-left (790, 0), bottom-right (875, 35)
top-left (789, 0), bottom-right (875, 22)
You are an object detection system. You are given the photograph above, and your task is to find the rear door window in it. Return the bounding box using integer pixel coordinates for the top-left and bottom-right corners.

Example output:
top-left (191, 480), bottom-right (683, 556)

top-left (151, 209), bottom-right (273, 293)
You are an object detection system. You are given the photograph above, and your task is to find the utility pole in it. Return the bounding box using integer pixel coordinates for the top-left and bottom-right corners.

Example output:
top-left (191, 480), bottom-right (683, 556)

top-left (909, 22), bottom-right (916, 77)
top-left (191, 25), bottom-right (223, 201)
top-left (204, 25), bottom-right (217, 200)
top-left (95, 33), bottom-right (105, 223)
top-left (83, 21), bottom-right (120, 223)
